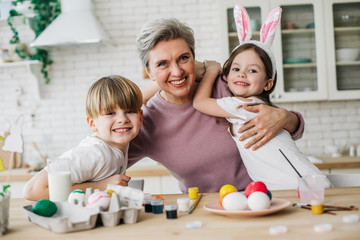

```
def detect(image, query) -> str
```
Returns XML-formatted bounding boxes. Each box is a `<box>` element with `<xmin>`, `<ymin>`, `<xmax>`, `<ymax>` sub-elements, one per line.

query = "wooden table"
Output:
<box><xmin>3</xmin><ymin>187</ymin><xmax>360</xmax><ymax>239</ymax></box>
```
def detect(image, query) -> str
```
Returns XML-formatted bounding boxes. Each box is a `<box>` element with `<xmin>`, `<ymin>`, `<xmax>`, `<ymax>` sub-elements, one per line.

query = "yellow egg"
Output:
<box><xmin>219</xmin><ymin>184</ymin><xmax>237</xmax><ymax>197</ymax></box>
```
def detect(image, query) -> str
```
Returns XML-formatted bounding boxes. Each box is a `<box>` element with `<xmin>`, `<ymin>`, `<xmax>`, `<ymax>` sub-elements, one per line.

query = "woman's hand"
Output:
<box><xmin>238</xmin><ymin>104</ymin><xmax>299</xmax><ymax>150</ymax></box>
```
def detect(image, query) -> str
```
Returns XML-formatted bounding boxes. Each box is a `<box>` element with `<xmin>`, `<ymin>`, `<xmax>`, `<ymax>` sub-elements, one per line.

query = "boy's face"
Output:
<box><xmin>87</xmin><ymin>106</ymin><xmax>143</xmax><ymax>153</ymax></box>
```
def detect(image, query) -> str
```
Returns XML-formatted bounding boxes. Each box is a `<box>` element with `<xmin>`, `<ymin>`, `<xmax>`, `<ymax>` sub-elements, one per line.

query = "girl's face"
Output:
<box><xmin>146</xmin><ymin>38</ymin><xmax>196</xmax><ymax>104</ymax></box>
<box><xmin>227</xmin><ymin>49</ymin><xmax>273</xmax><ymax>98</ymax></box>
<box><xmin>87</xmin><ymin>106</ymin><xmax>143</xmax><ymax>153</ymax></box>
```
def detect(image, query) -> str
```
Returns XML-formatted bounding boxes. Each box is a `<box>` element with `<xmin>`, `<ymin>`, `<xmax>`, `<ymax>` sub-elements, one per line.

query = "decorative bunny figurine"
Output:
<box><xmin>2</xmin><ymin>115</ymin><xmax>24</xmax><ymax>154</ymax></box>
<box><xmin>233</xmin><ymin>4</ymin><xmax>282</xmax><ymax>80</ymax></box>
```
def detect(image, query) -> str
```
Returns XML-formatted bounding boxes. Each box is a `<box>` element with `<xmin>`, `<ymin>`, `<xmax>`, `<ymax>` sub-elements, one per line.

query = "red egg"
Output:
<box><xmin>244</xmin><ymin>181</ymin><xmax>267</xmax><ymax>198</ymax></box>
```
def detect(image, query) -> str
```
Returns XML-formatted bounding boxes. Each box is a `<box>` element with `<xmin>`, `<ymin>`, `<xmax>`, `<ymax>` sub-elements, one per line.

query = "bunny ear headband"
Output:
<box><xmin>233</xmin><ymin>4</ymin><xmax>282</xmax><ymax>79</ymax></box>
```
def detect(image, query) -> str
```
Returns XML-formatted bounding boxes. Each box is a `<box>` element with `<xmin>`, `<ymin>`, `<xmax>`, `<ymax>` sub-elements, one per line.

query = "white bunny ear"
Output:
<box><xmin>260</xmin><ymin>7</ymin><xmax>282</xmax><ymax>48</ymax></box>
<box><xmin>233</xmin><ymin>4</ymin><xmax>252</xmax><ymax>44</ymax></box>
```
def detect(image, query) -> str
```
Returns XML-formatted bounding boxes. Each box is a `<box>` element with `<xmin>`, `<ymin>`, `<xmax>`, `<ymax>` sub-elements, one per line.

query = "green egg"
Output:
<box><xmin>32</xmin><ymin>199</ymin><xmax>58</xmax><ymax>217</ymax></box>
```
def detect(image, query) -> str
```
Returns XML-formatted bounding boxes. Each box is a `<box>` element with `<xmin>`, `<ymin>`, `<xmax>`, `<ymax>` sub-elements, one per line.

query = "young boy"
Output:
<box><xmin>23</xmin><ymin>75</ymin><xmax>143</xmax><ymax>201</ymax></box>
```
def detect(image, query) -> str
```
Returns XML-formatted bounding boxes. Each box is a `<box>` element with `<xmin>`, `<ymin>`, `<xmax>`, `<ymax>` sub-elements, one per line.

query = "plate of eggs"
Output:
<box><xmin>203</xmin><ymin>182</ymin><xmax>290</xmax><ymax>217</ymax></box>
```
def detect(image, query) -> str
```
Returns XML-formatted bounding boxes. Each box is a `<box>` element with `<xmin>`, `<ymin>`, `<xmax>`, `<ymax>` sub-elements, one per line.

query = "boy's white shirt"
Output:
<box><xmin>216</xmin><ymin>96</ymin><xmax>330</xmax><ymax>190</ymax></box>
<box><xmin>47</xmin><ymin>136</ymin><xmax>128</xmax><ymax>185</ymax></box>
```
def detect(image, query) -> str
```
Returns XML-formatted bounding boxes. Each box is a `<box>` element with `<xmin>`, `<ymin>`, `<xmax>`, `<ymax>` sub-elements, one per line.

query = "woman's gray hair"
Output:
<box><xmin>136</xmin><ymin>18</ymin><xmax>195</xmax><ymax>68</ymax></box>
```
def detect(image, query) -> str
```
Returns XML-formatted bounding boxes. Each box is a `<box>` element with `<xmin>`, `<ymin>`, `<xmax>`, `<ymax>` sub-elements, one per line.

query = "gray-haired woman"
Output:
<box><xmin>134</xmin><ymin>18</ymin><xmax>304</xmax><ymax>193</ymax></box>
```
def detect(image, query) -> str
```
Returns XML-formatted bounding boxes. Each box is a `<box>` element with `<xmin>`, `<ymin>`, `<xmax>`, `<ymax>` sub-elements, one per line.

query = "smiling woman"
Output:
<box><xmin>122</xmin><ymin>18</ymin><xmax>306</xmax><ymax>194</ymax></box>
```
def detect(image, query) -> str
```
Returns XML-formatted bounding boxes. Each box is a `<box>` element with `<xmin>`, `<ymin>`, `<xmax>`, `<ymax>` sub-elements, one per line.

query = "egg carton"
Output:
<box><xmin>23</xmin><ymin>202</ymin><xmax>99</xmax><ymax>233</ymax></box>
<box><xmin>0</xmin><ymin>192</ymin><xmax>10</xmax><ymax>236</ymax></box>
<box><xmin>93</xmin><ymin>186</ymin><xmax>143</xmax><ymax>227</ymax></box>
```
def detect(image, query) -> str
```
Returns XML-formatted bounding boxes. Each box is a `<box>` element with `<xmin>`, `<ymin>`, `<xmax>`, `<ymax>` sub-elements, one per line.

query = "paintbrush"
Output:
<box><xmin>279</xmin><ymin>149</ymin><xmax>321</xmax><ymax>200</ymax></box>
<box><xmin>188</xmin><ymin>193</ymin><xmax>203</xmax><ymax>214</ymax></box>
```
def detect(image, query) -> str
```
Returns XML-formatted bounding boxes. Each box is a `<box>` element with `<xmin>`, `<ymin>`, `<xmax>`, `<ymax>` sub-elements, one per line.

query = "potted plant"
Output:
<box><xmin>7</xmin><ymin>0</ymin><xmax>61</xmax><ymax>84</ymax></box>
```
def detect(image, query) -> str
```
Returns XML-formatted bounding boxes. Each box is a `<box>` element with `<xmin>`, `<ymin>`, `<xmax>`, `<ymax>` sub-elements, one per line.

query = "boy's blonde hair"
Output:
<box><xmin>86</xmin><ymin>75</ymin><xmax>143</xmax><ymax>118</ymax></box>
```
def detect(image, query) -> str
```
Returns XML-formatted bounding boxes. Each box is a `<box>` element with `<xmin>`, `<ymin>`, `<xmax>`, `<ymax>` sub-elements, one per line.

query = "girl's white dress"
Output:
<box><xmin>217</xmin><ymin>96</ymin><xmax>330</xmax><ymax>190</ymax></box>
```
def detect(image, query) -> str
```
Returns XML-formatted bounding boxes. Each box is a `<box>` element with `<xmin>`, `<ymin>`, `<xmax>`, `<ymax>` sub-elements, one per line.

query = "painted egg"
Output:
<box><xmin>33</xmin><ymin>199</ymin><xmax>57</xmax><ymax>217</ymax></box>
<box><xmin>68</xmin><ymin>189</ymin><xmax>85</xmax><ymax>206</ymax></box>
<box><xmin>219</xmin><ymin>184</ymin><xmax>237</xmax><ymax>198</ymax></box>
<box><xmin>86</xmin><ymin>191</ymin><xmax>111</xmax><ymax>211</ymax></box>
<box><xmin>247</xmin><ymin>191</ymin><xmax>271</xmax><ymax>211</ymax></box>
<box><xmin>266</xmin><ymin>189</ymin><xmax>272</xmax><ymax>200</ymax></box>
<box><xmin>221</xmin><ymin>192</ymin><xmax>248</xmax><ymax>211</ymax></box>
<box><xmin>244</xmin><ymin>181</ymin><xmax>267</xmax><ymax>198</ymax></box>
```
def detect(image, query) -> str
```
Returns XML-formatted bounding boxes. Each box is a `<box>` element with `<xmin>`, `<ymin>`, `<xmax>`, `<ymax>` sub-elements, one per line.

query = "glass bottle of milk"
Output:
<box><xmin>47</xmin><ymin>158</ymin><xmax>71</xmax><ymax>202</ymax></box>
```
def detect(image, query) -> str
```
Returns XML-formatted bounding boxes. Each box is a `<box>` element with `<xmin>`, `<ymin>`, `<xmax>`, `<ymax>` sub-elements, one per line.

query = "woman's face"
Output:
<box><xmin>227</xmin><ymin>49</ymin><xmax>273</xmax><ymax>98</ymax></box>
<box><xmin>146</xmin><ymin>38</ymin><xmax>196</xmax><ymax>104</ymax></box>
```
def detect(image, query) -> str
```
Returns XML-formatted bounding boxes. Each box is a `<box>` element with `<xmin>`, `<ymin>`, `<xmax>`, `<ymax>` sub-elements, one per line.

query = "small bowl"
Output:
<box><xmin>336</xmin><ymin>48</ymin><xmax>360</xmax><ymax>62</ymax></box>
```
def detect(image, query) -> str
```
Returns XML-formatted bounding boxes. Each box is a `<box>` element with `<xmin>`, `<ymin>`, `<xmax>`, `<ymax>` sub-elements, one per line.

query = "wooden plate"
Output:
<box><xmin>203</xmin><ymin>198</ymin><xmax>290</xmax><ymax>217</ymax></box>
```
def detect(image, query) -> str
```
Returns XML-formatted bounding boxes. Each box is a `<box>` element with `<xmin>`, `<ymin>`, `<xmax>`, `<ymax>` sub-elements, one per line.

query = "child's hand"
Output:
<box><xmin>104</xmin><ymin>174</ymin><xmax>131</xmax><ymax>187</ymax></box>
<box><xmin>204</xmin><ymin>60</ymin><xmax>222</xmax><ymax>75</ymax></box>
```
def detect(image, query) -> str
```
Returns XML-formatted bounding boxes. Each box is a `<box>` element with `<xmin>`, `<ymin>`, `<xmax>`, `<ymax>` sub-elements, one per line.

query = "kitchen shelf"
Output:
<box><xmin>281</xmin><ymin>28</ymin><xmax>315</xmax><ymax>35</ymax></box>
<box><xmin>229</xmin><ymin>31</ymin><xmax>260</xmax><ymax>38</ymax></box>
<box><xmin>283</xmin><ymin>62</ymin><xmax>317</xmax><ymax>68</ymax></box>
<box><xmin>334</xmin><ymin>26</ymin><xmax>360</xmax><ymax>33</ymax></box>
<box><xmin>0</xmin><ymin>60</ymin><xmax>42</xmax><ymax>99</ymax></box>
<box><xmin>336</xmin><ymin>61</ymin><xmax>360</xmax><ymax>66</ymax></box>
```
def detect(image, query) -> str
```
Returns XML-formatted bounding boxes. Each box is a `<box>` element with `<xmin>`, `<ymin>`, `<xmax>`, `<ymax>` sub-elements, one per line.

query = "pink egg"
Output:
<box><xmin>222</xmin><ymin>192</ymin><xmax>247</xmax><ymax>211</ymax></box>
<box><xmin>86</xmin><ymin>191</ymin><xmax>111</xmax><ymax>211</ymax></box>
<box><xmin>247</xmin><ymin>192</ymin><xmax>270</xmax><ymax>211</ymax></box>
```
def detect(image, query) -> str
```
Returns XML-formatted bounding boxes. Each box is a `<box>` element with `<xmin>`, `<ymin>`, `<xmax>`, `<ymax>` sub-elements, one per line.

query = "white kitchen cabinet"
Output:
<box><xmin>324</xmin><ymin>0</ymin><xmax>360</xmax><ymax>100</ymax></box>
<box><xmin>221</xmin><ymin>0</ymin><xmax>360</xmax><ymax>102</ymax></box>
<box><xmin>271</xmin><ymin>0</ymin><xmax>328</xmax><ymax>102</ymax></box>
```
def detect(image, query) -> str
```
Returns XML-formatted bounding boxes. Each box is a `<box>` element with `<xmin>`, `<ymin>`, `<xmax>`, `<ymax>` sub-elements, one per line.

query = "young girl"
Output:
<box><xmin>193</xmin><ymin>5</ymin><xmax>330</xmax><ymax>190</ymax></box>
<box><xmin>23</xmin><ymin>75</ymin><xmax>143</xmax><ymax>201</ymax></box>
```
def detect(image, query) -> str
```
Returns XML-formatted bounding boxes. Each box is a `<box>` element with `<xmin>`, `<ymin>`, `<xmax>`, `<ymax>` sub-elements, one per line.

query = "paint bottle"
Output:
<box><xmin>143</xmin><ymin>198</ymin><xmax>154</xmax><ymax>213</ymax></box>
<box><xmin>311</xmin><ymin>199</ymin><xmax>324</xmax><ymax>214</ymax></box>
<box><xmin>151</xmin><ymin>199</ymin><xmax>163</xmax><ymax>214</ymax></box>
<box><xmin>177</xmin><ymin>197</ymin><xmax>190</xmax><ymax>212</ymax></box>
<box><xmin>164</xmin><ymin>204</ymin><xmax>178</xmax><ymax>219</ymax></box>
<box><xmin>188</xmin><ymin>187</ymin><xmax>198</xmax><ymax>199</ymax></box>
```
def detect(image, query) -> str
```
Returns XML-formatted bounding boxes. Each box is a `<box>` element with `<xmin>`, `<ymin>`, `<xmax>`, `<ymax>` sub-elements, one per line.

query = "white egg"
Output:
<box><xmin>222</xmin><ymin>192</ymin><xmax>248</xmax><ymax>211</ymax></box>
<box><xmin>247</xmin><ymin>192</ymin><xmax>271</xmax><ymax>211</ymax></box>
<box><xmin>86</xmin><ymin>191</ymin><xmax>111</xmax><ymax>211</ymax></box>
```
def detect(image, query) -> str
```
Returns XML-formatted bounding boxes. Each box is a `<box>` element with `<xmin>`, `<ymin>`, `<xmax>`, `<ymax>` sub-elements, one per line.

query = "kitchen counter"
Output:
<box><xmin>0</xmin><ymin>164</ymin><xmax>172</xmax><ymax>182</ymax></box>
<box><xmin>2</xmin><ymin>156</ymin><xmax>360</xmax><ymax>183</ymax></box>
<box><xmin>315</xmin><ymin>156</ymin><xmax>360</xmax><ymax>170</ymax></box>
<box><xmin>3</xmin><ymin>187</ymin><xmax>360</xmax><ymax>239</ymax></box>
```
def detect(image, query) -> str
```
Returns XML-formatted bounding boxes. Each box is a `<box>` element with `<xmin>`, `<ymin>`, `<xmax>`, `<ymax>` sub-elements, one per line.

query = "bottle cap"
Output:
<box><xmin>188</xmin><ymin>187</ymin><xmax>199</xmax><ymax>199</ymax></box>
<box><xmin>164</xmin><ymin>204</ymin><xmax>178</xmax><ymax>211</ymax></box>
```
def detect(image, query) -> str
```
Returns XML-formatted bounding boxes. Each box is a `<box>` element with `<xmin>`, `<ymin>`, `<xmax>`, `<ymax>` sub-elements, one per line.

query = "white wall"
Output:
<box><xmin>0</xmin><ymin>0</ymin><xmax>359</xmax><ymax>167</ymax></box>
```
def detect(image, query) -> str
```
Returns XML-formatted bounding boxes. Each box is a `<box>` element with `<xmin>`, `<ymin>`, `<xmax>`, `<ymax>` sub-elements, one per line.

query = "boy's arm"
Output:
<box><xmin>71</xmin><ymin>174</ymin><xmax>131</xmax><ymax>192</ymax></box>
<box><xmin>23</xmin><ymin>169</ymin><xmax>131</xmax><ymax>201</ymax></box>
<box><xmin>23</xmin><ymin>169</ymin><xmax>50</xmax><ymax>201</ymax></box>
<box><xmin>193</xmin><ymin>61</ymin><xmax>235</xmax><ymax>118</ymax></box>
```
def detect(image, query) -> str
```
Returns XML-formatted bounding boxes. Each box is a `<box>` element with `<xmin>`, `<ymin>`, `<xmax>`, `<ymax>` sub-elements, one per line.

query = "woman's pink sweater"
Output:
<box><xmin>128</xmin><ymin>79</ymin><xmax>304</xmax><ymax>193</ymax></box>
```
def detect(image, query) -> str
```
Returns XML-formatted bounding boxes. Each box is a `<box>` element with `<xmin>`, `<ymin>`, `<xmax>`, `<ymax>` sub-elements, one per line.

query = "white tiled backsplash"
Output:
<box><xmin>0</xmin><ymin>0</ymin><xmax>359</xmax><ymax>167</ymax></box>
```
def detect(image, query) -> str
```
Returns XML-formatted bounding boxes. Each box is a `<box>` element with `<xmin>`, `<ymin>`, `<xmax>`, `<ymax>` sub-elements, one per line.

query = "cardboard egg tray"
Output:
<box><xmin>23</xmin><ymin>202</ymin><xmax>99</xmax><ymax>233</ymax></box>
<box><xmin>23</xmin><ymin>186</ymin><xmax>144</xmax><ymax>233</ymax></box>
